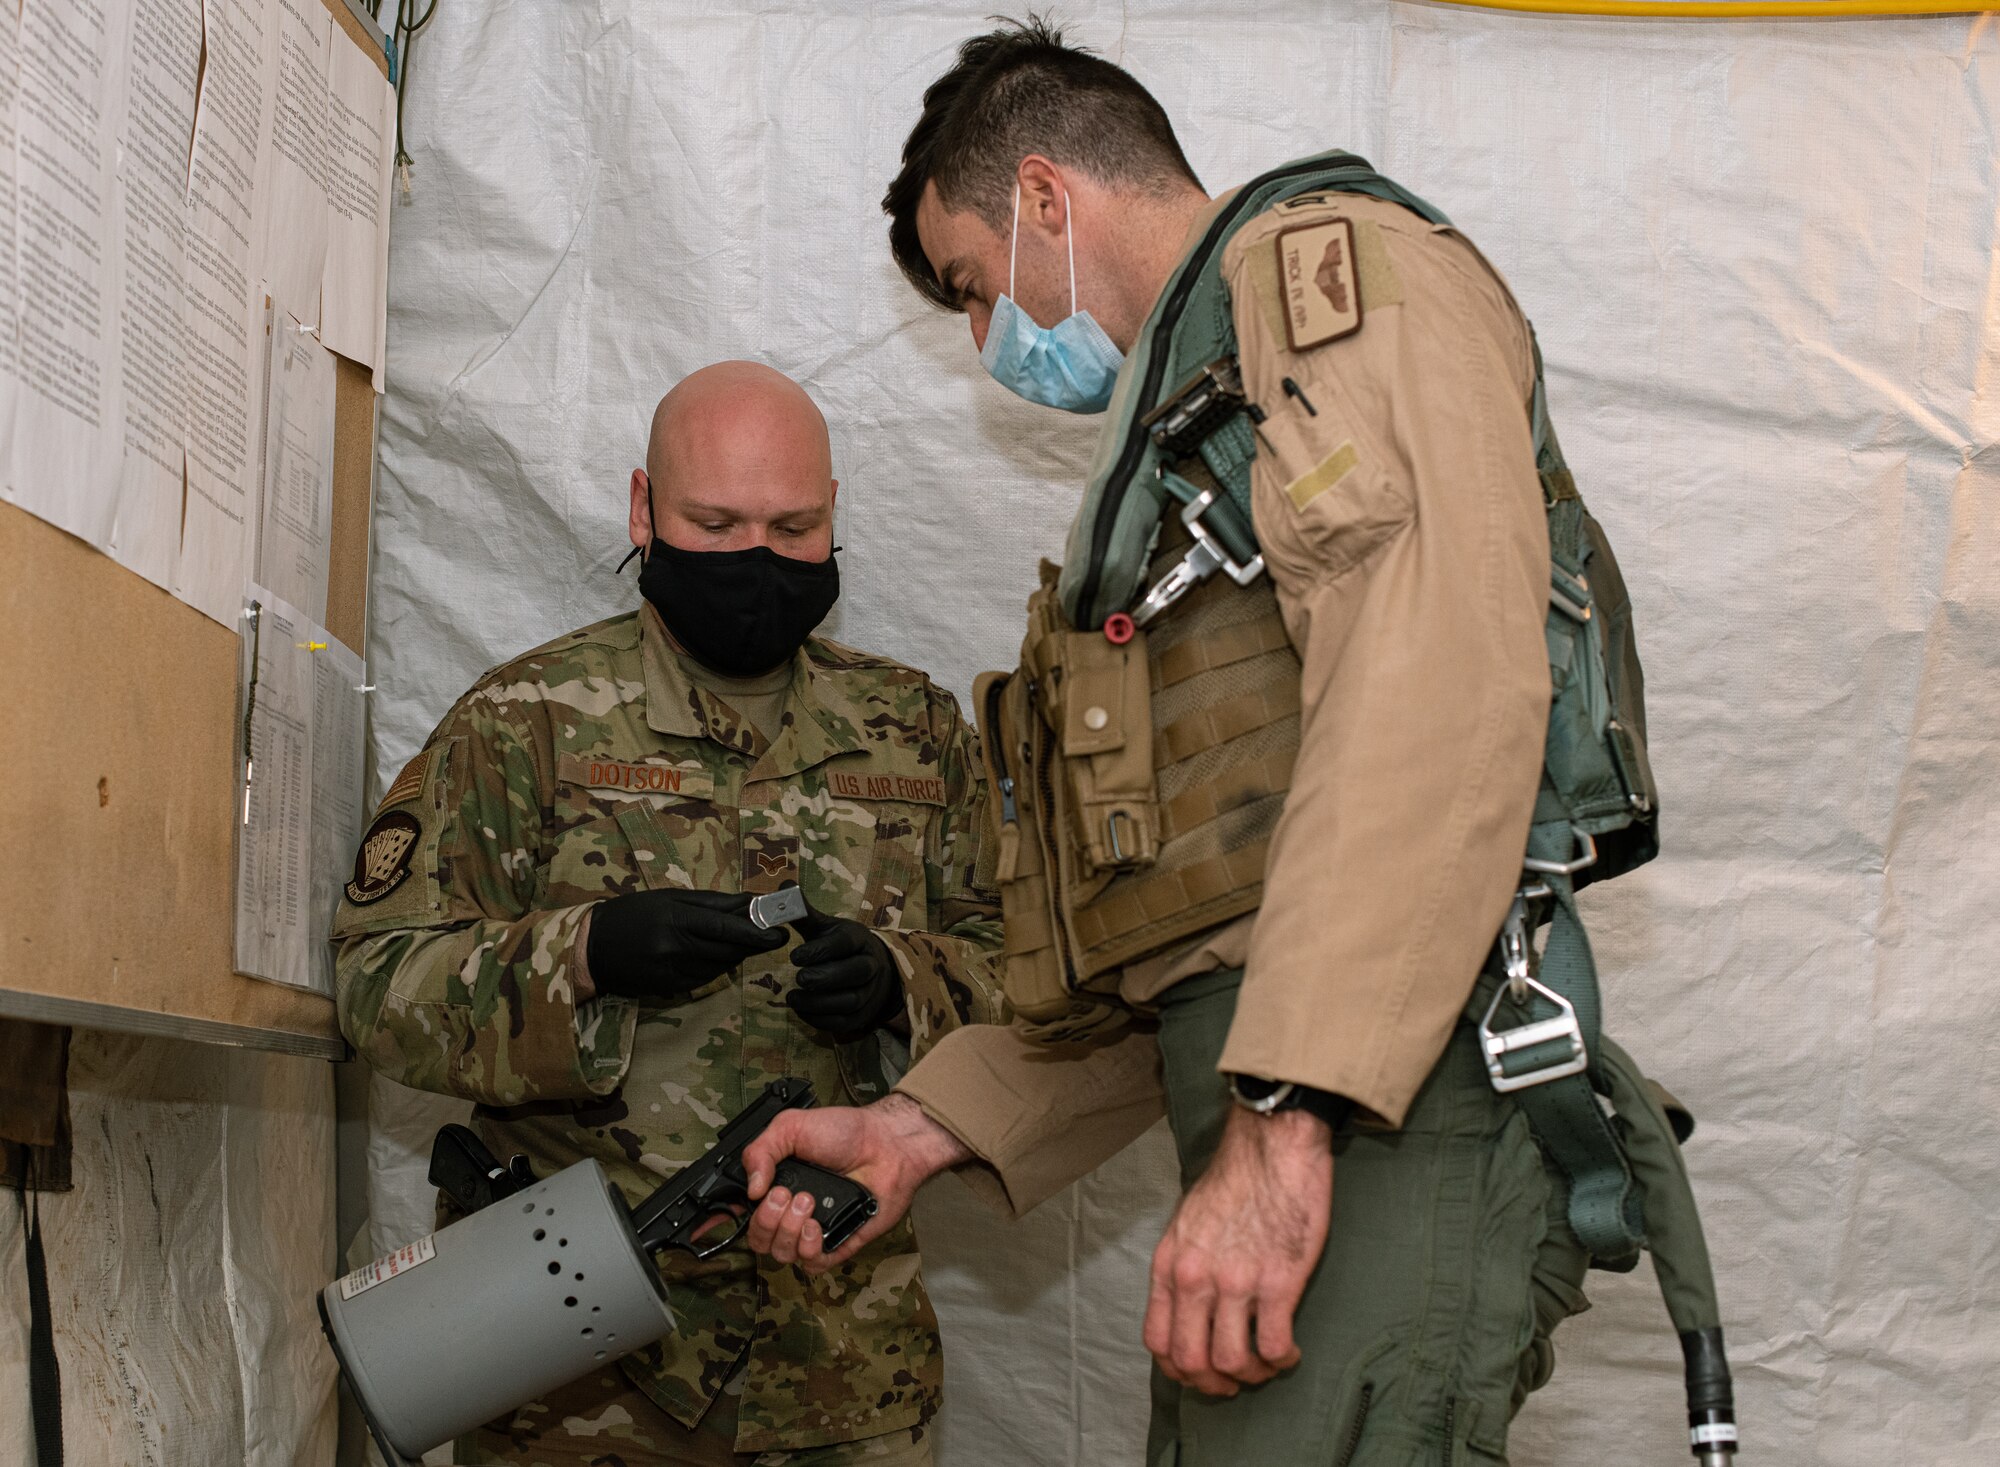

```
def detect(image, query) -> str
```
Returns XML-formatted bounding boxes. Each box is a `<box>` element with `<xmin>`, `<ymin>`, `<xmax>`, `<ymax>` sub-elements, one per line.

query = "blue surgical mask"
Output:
<box><xmin>979</xmin><ymin>185</ymin><xmax>1125</xmax><ymax>414</ymax></box>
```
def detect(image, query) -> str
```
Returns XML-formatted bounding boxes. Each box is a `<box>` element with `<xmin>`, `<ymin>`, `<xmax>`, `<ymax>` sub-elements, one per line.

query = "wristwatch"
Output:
<box><xmin>1227</xmin><ymin>1074</ymin><xmax>1353</xmax><ymax>1132</ymax></box>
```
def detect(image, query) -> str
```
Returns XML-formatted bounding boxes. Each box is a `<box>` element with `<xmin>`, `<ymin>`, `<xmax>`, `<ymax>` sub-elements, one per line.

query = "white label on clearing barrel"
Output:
<box><xmin>337</xmin><ymin>1235</ymin><xmax>437</xmax><ymax>1300</ymax></box>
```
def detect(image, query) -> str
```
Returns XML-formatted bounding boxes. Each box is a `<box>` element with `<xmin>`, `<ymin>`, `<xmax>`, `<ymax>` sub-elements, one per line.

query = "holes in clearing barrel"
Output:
<box><xmin>533</xmin><ymin>1228</ymin><xmax>546</xmax><ymax>1242</ymax></box>
<box><xmin>564</xmin><ymin>1296</ymin><xmax>577</xmax><ymax>1308</ymax></box>
<box><xmin>546</xmin><ymin>1261</ymin><xmax>560</xmax><ymax>1275</ymax></box>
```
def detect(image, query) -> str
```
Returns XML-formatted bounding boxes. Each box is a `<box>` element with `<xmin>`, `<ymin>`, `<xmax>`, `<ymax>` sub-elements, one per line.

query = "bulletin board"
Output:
<box><xmin>0</xmin><ymin>0</ymin><xmax>392</xmax><ymax>1060</ymax></box>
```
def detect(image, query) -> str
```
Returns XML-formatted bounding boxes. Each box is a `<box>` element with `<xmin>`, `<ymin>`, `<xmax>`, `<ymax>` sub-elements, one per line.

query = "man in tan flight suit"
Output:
<box><xmin>739</xmin><ymin>20</ymin><xmax>1616</xmax><ymax>1467</ymax></box>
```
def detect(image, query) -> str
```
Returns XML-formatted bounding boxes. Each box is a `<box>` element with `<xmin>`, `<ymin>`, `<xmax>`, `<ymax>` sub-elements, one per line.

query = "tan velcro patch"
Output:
<box><xmin>1351</xmin><ymin>219</ymin><xmax>1403</xmax><ymax>311</ymax></box>
<box><xmin>1277</xmin><ymin>218</ymin><xmax>1362</xmax><ymax>350</ymax></box>
<box><xmin>1287</xmin><ymin>442</ymin><xmax>1360</xmax><ymax>512</ymax></box>
<box><xmin>1247</xmin><ymin>218</ymin><xmax>1400</xmax><ymax>345</ymax></box>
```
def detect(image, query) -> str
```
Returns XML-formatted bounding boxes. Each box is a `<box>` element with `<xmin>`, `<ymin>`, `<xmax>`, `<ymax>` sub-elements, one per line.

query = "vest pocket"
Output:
<box><xmin>975</xmin><ymin>670</ymin><xmax>1071</xmax><ymax>1023</ymax></box>
<box><xmin>1054</xmin><ymin>625</ymin><xmax>1161</xmax><ymax>875</ymax></box>
<box><xmin>1021</xmin><ymin>580</ymin><xmax>1162</xmax><ymax>879</ymax></box>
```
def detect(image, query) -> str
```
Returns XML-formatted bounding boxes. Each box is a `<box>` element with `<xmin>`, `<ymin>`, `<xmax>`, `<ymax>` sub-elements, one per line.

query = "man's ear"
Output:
<box><xmin>1016</xmin><ymin>154</ymin><xmax>1068</xmax><ymax>240</ymax></box>
<box><xmin>629</xmin><ymin>468</ymin><xmax>653</xmax><ymax>550</ymax></box>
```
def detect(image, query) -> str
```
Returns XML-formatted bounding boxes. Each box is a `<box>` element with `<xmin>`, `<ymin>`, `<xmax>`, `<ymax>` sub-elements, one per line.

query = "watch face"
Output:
<box><xmin>1229</xmin><ymin>1074</ymin><xmax>1292</xmax><ymax>1110</ymax></box>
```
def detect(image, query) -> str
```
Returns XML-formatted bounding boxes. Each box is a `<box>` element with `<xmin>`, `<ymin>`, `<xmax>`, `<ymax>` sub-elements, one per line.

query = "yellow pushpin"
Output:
<box><xmin>297</xmin><ymin>640</ymin><xmax>328</xmax><ymax>652</ymax></box>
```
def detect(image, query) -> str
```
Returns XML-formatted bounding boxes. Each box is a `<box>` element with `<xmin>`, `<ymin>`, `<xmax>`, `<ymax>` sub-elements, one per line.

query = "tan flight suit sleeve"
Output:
<box><xmin>1214</xmin><ymin>196</ymin><xmax>1552</xmax><ymax>1126</ymax></box>
<box><xmin>894</xmin><ymin>1019</ymin><xmax>1166</xmax><ymax>1217</ymax></box>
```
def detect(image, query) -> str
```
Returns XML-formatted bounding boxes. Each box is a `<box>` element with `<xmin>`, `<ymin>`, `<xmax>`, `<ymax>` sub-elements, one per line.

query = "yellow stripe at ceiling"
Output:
<box><xmin>1426</xmin><ymin>0</ymin><xmax>1996</xmax><ymax>18</ymax></box>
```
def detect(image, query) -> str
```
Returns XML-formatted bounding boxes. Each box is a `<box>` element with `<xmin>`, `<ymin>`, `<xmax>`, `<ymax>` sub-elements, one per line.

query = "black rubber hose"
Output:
<box><xmin>1681</xmin><ymin>1326</ymin><xmax>1739</xmax><ymax>1462</ymax></box>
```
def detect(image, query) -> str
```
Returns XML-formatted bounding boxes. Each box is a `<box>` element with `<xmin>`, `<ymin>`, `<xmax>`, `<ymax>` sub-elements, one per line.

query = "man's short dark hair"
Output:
<box><xmin>883</xmin><ymin>16</ymin><xmax>1201</xmax><ymax>311</ymax></box>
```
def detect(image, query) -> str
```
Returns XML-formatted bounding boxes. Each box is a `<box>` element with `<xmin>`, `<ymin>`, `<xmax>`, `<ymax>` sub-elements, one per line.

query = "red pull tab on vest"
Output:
<box><xmin>1103</xmin><ymin>613</ymin><xmax>1136</xmax><ymax>646</ymax></box>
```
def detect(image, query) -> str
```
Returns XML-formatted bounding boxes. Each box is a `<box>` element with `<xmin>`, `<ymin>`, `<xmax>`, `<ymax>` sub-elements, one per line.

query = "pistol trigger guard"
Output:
<box><xmin>686</xmin><ymin>1208</ymin><xmax>751</xmax><ymax>1260</ymax></box>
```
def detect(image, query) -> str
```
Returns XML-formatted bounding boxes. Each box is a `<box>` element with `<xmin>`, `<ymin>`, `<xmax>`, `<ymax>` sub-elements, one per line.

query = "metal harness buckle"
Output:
<box><xmin>1479</xmin><ymin>974</ymin><xmax>1589</xmax><ymax>1093</ymax></box>
<box><xmin>1141</xmin><ymin>356</ymin><xmax>1247</xmax><ymax>459</ymax></box>
<box><xmin>1131</xmin><ymin>488</ymin><xmax>1265</xmax><ymax>627</ymax></box>
<box><xmin>1523</xmin><ymin>827</ymin><xmax>1598</xmax><ymax>877</ymax></box>
<box><xmin>1480</xmin><ymin>882</ymin><xmax>1588</xmax><ymax>1092</ymax></box>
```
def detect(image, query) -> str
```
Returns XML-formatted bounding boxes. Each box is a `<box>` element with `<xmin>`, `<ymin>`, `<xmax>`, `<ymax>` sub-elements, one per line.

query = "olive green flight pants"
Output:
<box><xmin>1147</xmin><ymin>970</ymin><xmax>1591</xmax><ymax>1467</ymax></box>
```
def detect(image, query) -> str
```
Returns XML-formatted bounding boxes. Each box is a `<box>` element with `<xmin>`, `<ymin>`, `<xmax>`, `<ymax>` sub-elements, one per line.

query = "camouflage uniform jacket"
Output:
<box><xmin>331</xmin><ymin>603</ymin><xmax>1007</xmax><ymax>1453</ymax></box>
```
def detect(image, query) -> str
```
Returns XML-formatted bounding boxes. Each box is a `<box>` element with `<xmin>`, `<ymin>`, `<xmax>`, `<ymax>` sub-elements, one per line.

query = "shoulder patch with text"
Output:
<box><xmin>828</xmin><ymin>768</ymin><xmax>947</xmax><ymax>806</ymax></box>
<box><xmin>346</xmin><ymin>811</ymin><xmax>422</xmax><ymax>905</ymax></box>
<box><xmin>555</xmin><ymin>753</ymin><xmax>717</xmax><ymax>801</ymax></box>
<box><xmin>1277</xmin><ymin>217</ymin><xmax>1362</xmax><ymax>350</ymax></box>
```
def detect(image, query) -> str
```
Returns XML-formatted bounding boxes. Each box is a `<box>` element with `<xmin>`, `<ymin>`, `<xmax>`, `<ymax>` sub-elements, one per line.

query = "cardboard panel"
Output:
<box><xmin>0</xmin><ymin>501</ymin><xmax>335</xmax><ymax>1049</ymax></box>
<box><xmin>0</xmin><ymin>2</ymin><xmax>386</xmax><ymax>1055</ymax></box>
<box><xmin>0</xmin><ymin>364</ymin><xmax>374</xmax><ymax>1054</ymax></box>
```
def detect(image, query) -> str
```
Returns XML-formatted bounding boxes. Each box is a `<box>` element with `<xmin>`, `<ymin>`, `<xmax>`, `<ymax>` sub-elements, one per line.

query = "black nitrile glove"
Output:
<box><xmin>585</xmin><ymin>889</ymin><xmax>787</xmax><ymax>1001</ymax></box>
<box><xmin>786</xmin><ymin>913</ymin><xmax>903</xmax><ymax>1040</ymax></box>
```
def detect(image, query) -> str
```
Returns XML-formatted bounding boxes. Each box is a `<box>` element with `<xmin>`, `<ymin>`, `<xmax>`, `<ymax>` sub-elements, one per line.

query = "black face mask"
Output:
<box><xmin>637</xmin><ymin>540</ymin><xmax>840</xmax><ymax>677</ymax></box>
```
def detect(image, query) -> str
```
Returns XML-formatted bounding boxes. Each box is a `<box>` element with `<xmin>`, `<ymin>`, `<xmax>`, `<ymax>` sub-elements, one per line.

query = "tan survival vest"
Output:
<box><xmin>976</xmin><ymin>485</ymin><xmax>1299</xmax><ymax>1043</ymax></box>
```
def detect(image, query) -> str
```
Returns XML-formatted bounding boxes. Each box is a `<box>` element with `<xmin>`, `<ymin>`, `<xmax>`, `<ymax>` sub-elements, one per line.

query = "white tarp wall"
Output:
<box><xmin>0</xmin><ymin>1035</ymin><xmax>338</xmax><ymax>1465</ymax></box>
<box><xmin>359</xmin><ymin>5</ymin><xmax>2000</xmax><ymax>1464</ymax></box>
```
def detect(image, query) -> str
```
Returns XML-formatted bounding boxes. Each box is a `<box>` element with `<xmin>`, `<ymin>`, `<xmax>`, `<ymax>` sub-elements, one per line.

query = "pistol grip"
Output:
<box><xmin>773</xmin><ymin>1160</ymin><xmax>878</xmax><ymax>1252</ymax></box>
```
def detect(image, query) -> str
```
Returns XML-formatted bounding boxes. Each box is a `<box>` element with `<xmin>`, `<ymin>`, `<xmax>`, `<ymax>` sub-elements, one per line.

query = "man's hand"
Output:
<box><xmin>1144</xmin><ymin>1105</ymin><xmax>1334</xmax><ymax>1397</ymax></box>
<box><xmin>585</xmin><ymin>889</ymin><xmax>786</xmax><ymax>1001</ymax></box>
<box><xmin>787</xmin><ymin>914</ymin><xmax>903</xmax><ymax>1040</ymax></box>
<box><xmin>742</xmin><ymin>1094</ymin><xmax>971</xmax><ymax>1273</ymax></box>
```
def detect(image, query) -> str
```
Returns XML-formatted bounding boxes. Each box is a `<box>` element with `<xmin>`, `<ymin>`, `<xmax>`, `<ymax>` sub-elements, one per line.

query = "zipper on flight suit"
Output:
<box><xmin>1335</xmin><ymin>1382</ymin><xmax>1375</xmax><ymax>1467</ymax></box>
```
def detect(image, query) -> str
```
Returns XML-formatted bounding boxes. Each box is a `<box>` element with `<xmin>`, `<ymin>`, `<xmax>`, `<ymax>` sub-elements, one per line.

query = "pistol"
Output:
<box><xmin>627</xmin><ymin>1078</ymin><xmax>877</xmax><ymax>1258</ymax></box>
<box><xmin>428</xmin><ymin>1124</ymin><xmax>537</xmax><ymax>1215</ymax></box>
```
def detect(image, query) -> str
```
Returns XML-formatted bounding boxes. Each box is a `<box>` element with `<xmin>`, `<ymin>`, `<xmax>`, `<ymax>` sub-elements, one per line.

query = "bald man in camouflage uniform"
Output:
<box><xmin>333</xmin><ymin>362</ymin><xmax>1006</xmax><ymax>1467</ymax></box>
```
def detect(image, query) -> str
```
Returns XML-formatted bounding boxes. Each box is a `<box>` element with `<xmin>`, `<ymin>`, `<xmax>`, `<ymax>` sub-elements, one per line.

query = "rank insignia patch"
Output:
<box><xmin>1276</xmin><ymin>218</ymin><xmax>1362</xmax><ymax>351</ymax></box>
<box><xmin>346</xmin><ymin>811</ymin><xmax>421</xmax><ymax>905</ymax></box>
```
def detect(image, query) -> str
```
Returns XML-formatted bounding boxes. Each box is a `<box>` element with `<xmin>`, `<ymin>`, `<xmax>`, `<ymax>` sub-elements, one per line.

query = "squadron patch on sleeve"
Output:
<box><xmin>346</xmin><ymin>810</ymin><xmax>422</xmax><ymax>905</ymax></box>
<box><xmin>1277</xmin><ymin>218</ymin><xmax>1362</xmax><ymax>351</ymax></box>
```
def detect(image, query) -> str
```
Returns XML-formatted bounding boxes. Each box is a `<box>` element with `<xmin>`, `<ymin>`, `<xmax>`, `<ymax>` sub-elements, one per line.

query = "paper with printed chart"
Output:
<box><xmin>233</xmin><ymin>583</ymin><xmax>365</xmax><ymax>996</ymax></box>
<box><xmin>256</xmin><ymin>299</ymin><xmax>338</xmax><ymax>622</ymax></box>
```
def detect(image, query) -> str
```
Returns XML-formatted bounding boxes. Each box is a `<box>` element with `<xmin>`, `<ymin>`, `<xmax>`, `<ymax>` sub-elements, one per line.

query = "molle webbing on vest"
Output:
<box><xmin>1152</xmin><ymin>617</ymin><xmax>1292</xmax><ymax>690</ymax></box>
<box><xmin>1062</xmin><ymin>512</ymin><xmax>1300</xmax><ymax>981</ymax></box>
<box><xmin>1156</xmin><ymin>683</ymin><xmax>1303</xmax><ymax>765</ymax></box>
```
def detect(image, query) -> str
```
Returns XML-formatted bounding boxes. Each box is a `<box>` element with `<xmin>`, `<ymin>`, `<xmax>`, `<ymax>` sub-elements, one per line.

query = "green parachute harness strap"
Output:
<box><xmin>1073</xmin><ymin>150</ymin><xmax>1739</xmax><ymax>1460</ymax></box>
